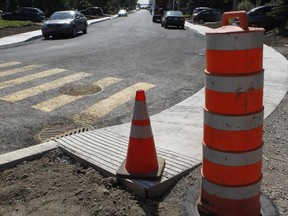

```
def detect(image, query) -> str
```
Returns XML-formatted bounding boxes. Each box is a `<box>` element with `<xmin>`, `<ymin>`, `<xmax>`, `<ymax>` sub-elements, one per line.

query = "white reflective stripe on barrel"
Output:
<box><xmin>203</xmin><ymin>144</ymin><xmax>263</xmax><ymax>166</ymax></box>
<box><xmin>205</xmin><ymin>71</ymin><xmax>264</xmax><ymax>92</ymax></box>
<box><xmin>206</xmin><ymin>32</ymin><xmax>263</xmax><ymax>50</ymax></box>
<box><xmin>133</xmin><ymin>101</ymin><xmax>149</xmax><ymax>120</ymax></box>
<box><xmin>130</xmin><ymin>125</ymin><xmax>153</xmax><ymax>139</ymax></box>
<box><xmin>202</xmin><ymin>178</ymin><xmax>261</xmax><ymax>200</ymax></box>
<box><xmin>204</xmin><ymin>109</ymin><xmax>263</xmax><ymax>131</ymax></box>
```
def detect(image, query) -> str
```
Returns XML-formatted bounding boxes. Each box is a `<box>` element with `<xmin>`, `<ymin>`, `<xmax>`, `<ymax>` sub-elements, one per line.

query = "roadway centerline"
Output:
<box><xmin>73</xmin><ymin>82</ymin><xmax>155</xmax><ymax>124</ymax></box>
<box><xmin>0</xmin><ymin>72</ymin><xmax>91</xmax><ymax>102</ymax></box>
<box><xmin>0</xmin><ymin>68</ymin><xmax>66</xmax><ymax>90</ymax></box>
<box><xmin>32</xmin><ymin>77</ymin><xmax>122</xmax><ymax>112</ymax></box>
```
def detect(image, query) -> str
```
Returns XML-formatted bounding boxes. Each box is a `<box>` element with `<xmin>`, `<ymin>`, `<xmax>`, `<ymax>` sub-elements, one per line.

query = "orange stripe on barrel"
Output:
<box><xmin>202</xmin><ymin>159</ymin><xmax>262</xmax><ymax>186</ymax></box>
<box><xmin>205</xmin><ymin>88</ymin><xmax>263</xmax><ymax>114</ymax></box>
<box><xmin>203</xmin><ymin>124</ymin><xmax>263</xmax><ymax>151</ymax></box>
<box><xmin>206</xmin><ymin>48</ymin><xmax>263</xmax><ymax>74</ymax></box>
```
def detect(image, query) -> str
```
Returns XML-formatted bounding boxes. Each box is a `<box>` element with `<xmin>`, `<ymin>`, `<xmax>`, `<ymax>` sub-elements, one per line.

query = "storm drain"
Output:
<box><xmin>36</xmin><ymin>124</ymin><xmax>94</xmax><ymax>143</ymax></box>
<box><xmin>59</xmin><ymin>83</ymin><xmax>102</xmax><ymax>96</ymax></box>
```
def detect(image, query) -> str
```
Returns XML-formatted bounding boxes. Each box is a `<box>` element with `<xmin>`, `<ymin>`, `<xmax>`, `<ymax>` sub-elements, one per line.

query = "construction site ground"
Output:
<box><xmin>0</xmin><ymin>24</ymin><xmax>287</xmax><ymax>216</ymax></box>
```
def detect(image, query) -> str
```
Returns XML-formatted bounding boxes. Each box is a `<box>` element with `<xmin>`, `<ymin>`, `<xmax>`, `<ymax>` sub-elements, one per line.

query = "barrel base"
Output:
<box><xmin>184</xmin><ymin>180</ymin><xmax>278</xmax><ymax>216</ymax></box>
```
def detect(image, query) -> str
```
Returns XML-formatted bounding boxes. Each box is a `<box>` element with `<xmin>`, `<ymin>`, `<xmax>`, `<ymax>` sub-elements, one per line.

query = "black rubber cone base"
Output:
<box><xmin>116</xmin><ymin>157</ymin><xmax>165</xmax><ymax>180</ymax></box>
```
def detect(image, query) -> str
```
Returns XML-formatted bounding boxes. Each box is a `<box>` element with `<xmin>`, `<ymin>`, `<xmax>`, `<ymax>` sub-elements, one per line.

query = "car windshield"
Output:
<box><xmin>50</xmin><ymin>12</ymin><xmax>74</xmax><ymax>20</ymax></box>
<box><xmin>167</xmin><ymin>11</ymin><xmax>183</xmax><ymax>16</ymax></box>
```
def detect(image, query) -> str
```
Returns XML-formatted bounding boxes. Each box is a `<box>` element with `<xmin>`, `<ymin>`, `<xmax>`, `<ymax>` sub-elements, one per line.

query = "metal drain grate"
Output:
<box><xmin>36</xmin><ymin>124</ymin><xmax>94</xmax><ymax>143</ymax></box>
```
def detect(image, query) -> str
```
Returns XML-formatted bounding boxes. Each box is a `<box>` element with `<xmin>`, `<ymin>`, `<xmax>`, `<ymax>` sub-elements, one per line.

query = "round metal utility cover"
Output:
<box><xmin>36</xmin><ymin>124</ymin><xmax>94</xmax><ymax>143</ymax></box>
<box><xmin>59</xmin><ymin>83</ymin><xmax>102</xmax><ymax>96</ymax></box>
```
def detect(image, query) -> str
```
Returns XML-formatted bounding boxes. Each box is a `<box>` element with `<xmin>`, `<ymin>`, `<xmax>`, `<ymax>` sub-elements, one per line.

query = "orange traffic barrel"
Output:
<box><xmin>198</xmin><ymin>11</ymin><xmax>265</xmax><ymax>216</ymax></box>
<box><xmin>116</xmin><ymin>89</ymin><xmax>165</xmax><ymax>180</ymax></box>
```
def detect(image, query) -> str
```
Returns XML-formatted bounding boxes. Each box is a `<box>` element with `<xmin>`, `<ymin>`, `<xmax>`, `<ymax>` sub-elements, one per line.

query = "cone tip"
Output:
<box><xmin>135</xmin><ymin>89</ymin><xmax>146</xmax><ymax>101</ymax></box>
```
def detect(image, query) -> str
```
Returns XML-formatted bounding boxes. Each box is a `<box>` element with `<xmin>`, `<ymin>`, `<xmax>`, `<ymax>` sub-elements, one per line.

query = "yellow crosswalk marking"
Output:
<box><xmin>0</xmin><ymin>65</ymin><xmax>42</xmax><ymax>77</ymax></box>
<box><xmin>0</xmin><ymin>68</ymin><xmax>66</xmax><ymax>90</ymax></box>
<box><xmin>73</xmin><ymin>82</ymin><xmax>155</xmax><ymax>124</ymax></box>
<box><xmin>0</xmin><ymin>61</ymin><xmax>22</xmax><ymax>68</ymax></box>
<box><xmin>32</xmin><ymin>77</ymin><xmax>122</xmax><ymax>112</ymax></box>
<box><xmin>0</xmin><ymin>72</ymin><xmax>91</xmax><ymax>102</ymax></box>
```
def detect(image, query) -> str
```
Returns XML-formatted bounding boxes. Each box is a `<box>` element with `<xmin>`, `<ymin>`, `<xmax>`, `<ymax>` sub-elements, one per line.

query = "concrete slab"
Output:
<box><xmin>57</xmin><ymin>130</ymin><xmax>201</xmax><ymax>198</ymax></box>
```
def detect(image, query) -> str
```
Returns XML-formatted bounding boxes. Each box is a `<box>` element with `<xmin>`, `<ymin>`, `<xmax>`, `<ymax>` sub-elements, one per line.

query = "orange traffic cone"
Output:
<box><xmin>116</xmin><ymin>89</ymin><xmax>165</xmax><ymax>180</ymax></box>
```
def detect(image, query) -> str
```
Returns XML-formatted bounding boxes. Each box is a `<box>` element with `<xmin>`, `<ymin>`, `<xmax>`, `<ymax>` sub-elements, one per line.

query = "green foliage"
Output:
<box><xmin>0</xmin><ymin>19</ymin><xmax>33</xmax><ymax>27</ymax></box>
<box><xmin>238</xmin><ymin>0</ymin><xmax>254</xmax><ymax>11</ymax></box>
<box><xmin>270</xmin><ymin>0</ymin><xmax>288</xmax><ymax>27</ymax></box>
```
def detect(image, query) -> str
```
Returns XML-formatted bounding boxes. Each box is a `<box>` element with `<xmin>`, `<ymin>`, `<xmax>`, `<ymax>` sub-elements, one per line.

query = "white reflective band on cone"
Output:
<box><xmin>205</xmin><ymin>71</ymin><xmax>264</xmax><ymax>92</ymax></box>
<box><xmin>202</xmin><ymin>178</ymin><xmax>261</xmax><ymax>200</ymax></box>
<box><xmin>204</xmin><ymin>109</ymin><xmax>263</xmax><ymax>131</ymax></box>
<box><xmin>203</xmin><ymin>144</ymin><xmax>263</xmax><ymax>166</ymax></box>
<box><xmin>130</xmin><ymin>125</ymin><xmax>153</xmax><ymax>139</ymax></box>
<box><xmin>206</xmin><ymin>32</ymin><xmax>263</xmax><ymax>50</ymax></box>
<box><xmin>133</xmin><ymin>101</ymin><xmax>149</xmax><ymax>120</ymax></box>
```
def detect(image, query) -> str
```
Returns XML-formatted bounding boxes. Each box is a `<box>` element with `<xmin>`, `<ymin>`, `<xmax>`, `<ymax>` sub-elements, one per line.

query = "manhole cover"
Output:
<box><xmin>59</xmin><ymin>84</ymin><xmax>102</xmax><ymax>96</ymax></box>
<box><xmin>36</xmin><ymin>124</ymin><xmax>94</xmax><ymax>143</ymax></box>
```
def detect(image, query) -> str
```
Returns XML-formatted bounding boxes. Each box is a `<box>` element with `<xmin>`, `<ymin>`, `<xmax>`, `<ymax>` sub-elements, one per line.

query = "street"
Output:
<box><xmin>0</xmin><ymin>10</ymin><xmax>206</xmax><ymax>153</ymax></box>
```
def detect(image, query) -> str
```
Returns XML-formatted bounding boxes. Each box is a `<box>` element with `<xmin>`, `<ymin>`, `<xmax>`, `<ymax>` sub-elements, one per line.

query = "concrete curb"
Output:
<box><xmin>0</xmin><ymin>141</ymin><xmax>59</xmax><ymax>171</ymax></box>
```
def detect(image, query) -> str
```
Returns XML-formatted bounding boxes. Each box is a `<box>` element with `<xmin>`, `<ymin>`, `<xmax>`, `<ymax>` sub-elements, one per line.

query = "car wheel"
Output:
<box><xmin>72</xmin><ymin>26</ymin><xmax>77</xmax><ymax>37</ymax></box>
<box><xmin>181</xmin><ymin>25</ymin><xmax>185</xmax><ymax>29</ymax></box>
<box><xmin>83</xmin><ymin>25</ymin><xmax>87</xmax><ymax>34</ymax></box>
<box><xmin>161</xmin><ymin>22</ymin><xmax>163</xmax><ymax>27</ymax></box>
<box><xmin>164</xmin><ymin>23</ymin><xmax>168</xmax><ymax>28</ymax></box>
<box><xmin>199</xmin><ymin>19</ymin><xmax>204</xmax><ymax>24</ymax></box>
<box><xmin>43</xmin><ymin>34</ymin><xmax>49</xmax><ymax>40</ymax></box>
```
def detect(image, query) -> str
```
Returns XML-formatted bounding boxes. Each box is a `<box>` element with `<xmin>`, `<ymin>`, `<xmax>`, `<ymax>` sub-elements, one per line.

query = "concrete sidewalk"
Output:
<box><xmin>0</xmin><ymin>18</ymin><xmax>287</xmax><ymax>160</ymax></box>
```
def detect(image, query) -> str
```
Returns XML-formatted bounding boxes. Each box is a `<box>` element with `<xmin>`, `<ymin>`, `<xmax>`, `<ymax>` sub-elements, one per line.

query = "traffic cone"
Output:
<box><xmin>116</xmin><ymin>89</ymin><xmax>165</xmax><ymax>180</ymax></box>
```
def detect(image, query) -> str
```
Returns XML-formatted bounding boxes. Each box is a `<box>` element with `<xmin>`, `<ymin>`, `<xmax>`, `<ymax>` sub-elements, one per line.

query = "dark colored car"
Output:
<box><xmin>192</xmin><ymin>8</ymin><xmax>223</xmax><ymax>24</ymax></box>
<box><xmin>1</xmin><ymin>7</ymin><xmax>45</xmax><ymax>22</ymax></box>
<box><xmin>247</xmin><ymin>5</ymin><xmax>277</xmax><ymax>30</ymax></box>
<box><xmin>192</xmin><ymin>7</ymin><xmax>212</xmax><ymax>15</ymax></box>
<box><xmin>161</xmin><ymin>10</ymin><xmax>185</xmax><ymax>29</ymax></box>
<box><xmin>80</xmin><ymin>7</ymin><xmax>104</xmax><ymax>16</ymax></box>
<box><xmin>41</xmin><ymin>11</ymin><xmax>88</xmax><ymax>39</ymax></box>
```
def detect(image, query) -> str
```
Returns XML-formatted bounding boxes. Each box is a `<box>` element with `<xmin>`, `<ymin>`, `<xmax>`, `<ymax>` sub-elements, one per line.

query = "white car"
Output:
<box><xmin>118</xmin><ymin>9</ymin><xmax>127</xmax><ymax>17</ymax></box>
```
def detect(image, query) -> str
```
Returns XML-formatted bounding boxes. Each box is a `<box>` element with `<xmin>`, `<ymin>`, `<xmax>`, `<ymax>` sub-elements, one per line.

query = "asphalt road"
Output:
<box><xmin>0</xmin><ymin>10</ymin><xmax>205</xmax><ymax>154</ymax></box>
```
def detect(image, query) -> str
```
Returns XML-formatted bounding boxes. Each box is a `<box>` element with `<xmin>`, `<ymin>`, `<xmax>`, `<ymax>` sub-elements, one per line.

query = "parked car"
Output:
<box><xmin>0</xmin><ymin>10</ymin><xmax>3</xmax><ymax>17</ymax></box>
<box><xmin>247</xmin><ymin>5</ymin><xmax>277</xmax><ymax>30</ymax></box>
<box><xmin>192</xmin><ymin>8</ymin><xmax>223</xmax><ymax>24</ymax></box>
<box><xmin>80</xmin><ymin>7</ymin><xmax>103</xmax><ymax>16</ymax></box>
<box><xmin>192</xmin><ymin>7</ymin><xmax>212</xmax><ymax>15</ymax></box>
<box><xmin>41</xmin><ymin>10</ymin><xmax>88</xmax><ymax>39</ymax></box>
<box><xmin>118</xmin><ymin>9</ymin><xmax>128</xmax><ymax>17</ymax></box>
<box><xmin>1</xmin><ymin>7</ymin><xmax>45</xmax><ymax>22</ymax></box>
<box><xmin>161</xmin><ymin>10</ymin><xmax>185</xmax><ymax>29</ymax></box>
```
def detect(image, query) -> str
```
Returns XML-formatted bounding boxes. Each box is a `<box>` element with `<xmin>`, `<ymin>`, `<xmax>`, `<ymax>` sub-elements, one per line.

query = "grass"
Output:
<box><xmin>0</xmin><ymin>19</ymin><xmax>34</xmax><ymax>28</ymax></box>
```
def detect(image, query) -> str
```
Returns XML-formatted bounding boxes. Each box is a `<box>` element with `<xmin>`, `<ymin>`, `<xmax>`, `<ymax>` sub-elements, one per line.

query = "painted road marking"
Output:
<box><xmin>0</xmin><ymin>68</ymin><xmax>66</xmax><ymax>90</ymax></box>
<box><xmin>73</xmin><ymin>82</ymin><xmax>155</xmax><ymax>124</ymax></box>
<box><xmin>32</xmin><ymin>77</ymin><xmax>122</xmax><ymax>112</ymax></box>
<box><xmin>0</xmin><ymin>65</ymin><xmax>42</xmax><ymax>77</ymax></box>
<box><xmin>0</xmin><ymin>72</ymin><xmax>91</xmax><ymax>102</ymax></box>
<box><xmin>0</xmin><ymin>61</ymin><xmax>22</xmax><ymax>68</ymax></box>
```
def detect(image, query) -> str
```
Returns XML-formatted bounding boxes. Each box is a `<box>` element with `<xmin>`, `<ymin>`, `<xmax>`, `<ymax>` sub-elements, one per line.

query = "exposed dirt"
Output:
<box><xmin>0</xmin><ymin>24</ymin><xmax>288</xmax><ymax>216</ymax></box>
<box><xmin>0</xmin><ymin>24</ymin><xmax>41</xmax><ymax>39</ymax></box>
